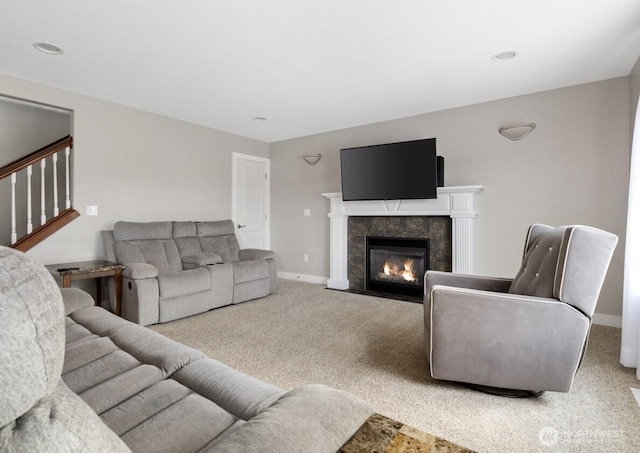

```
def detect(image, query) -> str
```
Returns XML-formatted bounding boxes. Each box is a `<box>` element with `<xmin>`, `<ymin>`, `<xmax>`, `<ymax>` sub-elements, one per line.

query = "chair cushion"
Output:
<box><xmin>199</xmin><ymin>236</ymin><xmax>241</xmax><ymax>263</ymax></box>
<box><xmin>182</xmin><ymin>253</ymin><xmax>223</xmax><ymax>266</ymax></box>
<box><xmin>0</xmin><ymin>247</ymin><xmax>64</xmax><ymax>425</ymax></box>
<box><xmin>233</xmin><ymin>260</ymin><xmax>269</xmax><ymax>284</ymax></box>
<box><xmin>239</xmin><ymin>249</ymin><xmax>276</xmax><ymax>261</ymax></box>
<box><xmin>509</xmin><ymin>224</ymin><xmax>618</xmax><ymax>316</ymax></box>
<box><xmin>0</xmin><ymin>247</ymin><xmax>131</xmax><ymax>453</ymax></box>
<box><xmin>196</xmin><ymin>221</ymin><xmax>241</xmax><ymax>263</ymax></box>
<box><xmin>205</xmin><ymin>384</ymin><xmax>373</xmax><ymax>453</ymax></box>
<box><xmin>2</xmin><ymin>380</ymin><xmax>131</xmax><ymax>453</ymax></box>
<box><xmin>110</xmin><ymin>382</ymin><xmax>240</xmax><ymax>453</ymax></box>
<box><xmin>172</xmin><ymin>221</ymin><xmax>197</xmax><ymax>238</ymax></box>
<box><xmin>158</xmin><ymin>268</ymin><xmax>211</xmax><ymax>299</ymax></box>
<box><xmin>115</xmin><ymin>239</ymin><xmax>182</xmax><ymax>273</ymax></box>
<box><xmin>552</xmin><ymin>225</ymin><xmax>618</xmax><ymax>316</ymax></box>
<box><xmin>196</xmin><ymin>220</ymin><xmax>235</xmax><ymax>237</ymax></box>
<box><xmin>114</xmin><ymin>221</ymin><xmax>172</xmax><ymax>241</ymax></box>
<box><xmin>508</xmin><ymin>225</ymin><xmax>566</xmax><ymax>298</ymax></box>
<box><xmin>174</xmin><ymin>236</ymin><xmax>203</xmax><ymax>258</ymax></box>
<box><xmin>172</xmin><ymin>358</ymin><xmax>284</xmax><ymax>421</ymax></box>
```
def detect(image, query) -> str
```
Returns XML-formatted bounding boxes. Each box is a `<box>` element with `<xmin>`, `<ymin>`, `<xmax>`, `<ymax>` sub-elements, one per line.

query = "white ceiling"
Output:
<box><xmin>1</xmin><ymin>1</ymin><xmax>639</xmax><ymax>143</ymax></box>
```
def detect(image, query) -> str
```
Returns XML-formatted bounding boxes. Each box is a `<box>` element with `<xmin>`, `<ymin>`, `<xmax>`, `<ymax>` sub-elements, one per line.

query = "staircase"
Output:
<box><xmin>0</xmin><ymin>135</ymin><xmax>79</xmax><ymax>252</ymax></box>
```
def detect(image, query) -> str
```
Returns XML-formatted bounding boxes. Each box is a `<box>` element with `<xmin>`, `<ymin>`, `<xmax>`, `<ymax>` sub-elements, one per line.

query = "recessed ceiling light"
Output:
<box><xmin>33</xmin><ymin>42</ymin><xmax>64</xmax><ymax>55</ymax></box>
<box><xmin>491</xmin><ymin>51</ymin><xmax>518</xmax><ymax>62</ymax></box>
<box><xmin>252</xmin><ymin>116</ymin><xmax>267</xmax><ymax>122</ymax></box>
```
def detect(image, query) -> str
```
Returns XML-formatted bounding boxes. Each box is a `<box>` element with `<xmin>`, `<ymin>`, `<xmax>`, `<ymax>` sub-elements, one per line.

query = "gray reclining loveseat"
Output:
<box><xmin>102</xmin><ymin>220</ymin><xmax>276</xmax><ymax>326</ymax></box>
<box><xmin>0</xmin><ymin>246</ymin><xmax>373</xmax><ymax>452</ymax></box>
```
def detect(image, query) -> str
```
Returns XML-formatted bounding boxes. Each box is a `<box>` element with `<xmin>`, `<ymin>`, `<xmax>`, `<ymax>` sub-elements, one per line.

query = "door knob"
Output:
<box><xmin>238</xmin><ymin>224</ymin><xmax>246</xmax><ymax>229</ymax></box>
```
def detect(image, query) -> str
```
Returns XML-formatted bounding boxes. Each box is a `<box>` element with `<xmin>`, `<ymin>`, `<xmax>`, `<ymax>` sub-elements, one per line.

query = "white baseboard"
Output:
<box><xmin>275</xmin><ymin>276</ymin><xmax>626</xmax><ymax>328</ymax></box>
<box><xmin>278</xmin><ymin>271</ymin><xmax>328</xmax><ymax>285</ymax></box>
<box><xmin>631</xmin><ymin>387</ymin><xmax>640</xmax><ymax>407</ymax></box>
<box><xmin>620</xmin><ymin>347</ymin><xmax>639</xmax><ymax>368</ymax></box>
<box><xmin>327</xmin><ymin>278</ymin><xmax>349</xmax><ymax>290</ymax></box>
<box><xmin>592</xmin><ymin>313</ymin><xmax>622</xmax><ymax>328</ymax></box>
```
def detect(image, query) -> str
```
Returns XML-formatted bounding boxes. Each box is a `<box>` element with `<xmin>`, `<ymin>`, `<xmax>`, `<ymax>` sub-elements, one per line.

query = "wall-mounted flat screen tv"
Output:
<box><xmin>340</xmin><ymin>138</ymin><xmax>437</xmax><ymax>201</ymax></box>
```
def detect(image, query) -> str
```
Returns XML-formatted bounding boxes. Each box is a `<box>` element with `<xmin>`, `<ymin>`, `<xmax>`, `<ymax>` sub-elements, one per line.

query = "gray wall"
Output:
<box><xmin>0</xmin><ymin>98</ymin><xmax>72</xmax><ymax>245</ymax></box>
<box><xmin>0</xmin><ymin>72</ymin><xmax>269</xmax><ymax>264</ymax></box>
<box><xmin>0</xmin><ymin>71</ymin><xmax>633</xmax><ymax>319</ymax></box>
<box><xmin>270</xmin><ymin>77</ymin><xmax>630</xmax><ymax>318</ymax></box>
<box><xmin>0</xmin><ymin>97</ymin><xmax>71</xmax><ymax>166</ymax></box>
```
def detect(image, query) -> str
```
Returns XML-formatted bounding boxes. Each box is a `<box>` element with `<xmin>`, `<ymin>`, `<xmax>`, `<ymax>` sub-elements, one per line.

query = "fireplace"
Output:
<box><xmin>366</xmin><ymin>236</ymin><xmax>429</xmax><ymax>298</ymax></box>
<box><xmin>345</xmin><ymin>216</ymin><xmax>450</xmax><ymax>300</ymax></box>
<box><xmin>322</xmin><ymin>187</ymin><xmax>482</xmax><ymax>291</ymax></box>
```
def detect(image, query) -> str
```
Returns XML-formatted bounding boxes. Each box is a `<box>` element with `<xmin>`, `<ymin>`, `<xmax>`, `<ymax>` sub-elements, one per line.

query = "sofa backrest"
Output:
<box><xmin>0</xmin><ymin>246</ymin><xmax>64</xmax><ymax>427</ymax></box>
<box><xmin>196</xmin><ymin>220</ymin><xmax>241</xmax><ymax>263</ymax></box>
<box><xmin>172</xmin><ymin>221</ymin><xmax>202</xmax><ymax>258</ymax></box>
<box><xmin>509</xmin><ymin>224</ymin><xmax>618</xmax><ymax>316</ymax></box>
<box><xmin>113</xmin><ymin>221</ymin><xmax>182</xmax><ymax>273</ymax></box>
<box><xmin>0</xmin><ymin>246</ymin><xmax>131</xmax><ymax>452</ymax></box>
<box><xmin>104</xmin><ymin>220</ymin><xmax>242</xmax><ymax>271</ymax></box>
<box><xmin>172</xmin><ymin>220</ymin><xmax>241</xmax><ymax>263</ymax></box>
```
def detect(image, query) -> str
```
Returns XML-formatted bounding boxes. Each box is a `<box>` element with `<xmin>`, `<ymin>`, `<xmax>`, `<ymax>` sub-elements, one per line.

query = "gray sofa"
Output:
<box><xmin>0</xmin><ymin>246</ymin><xmax>374</xmax><ymax>452</ymax></box>
<box><xmin>102</xmin><ymin>220</ymin><xmax>277</xmax><ymax>326</ymax></box>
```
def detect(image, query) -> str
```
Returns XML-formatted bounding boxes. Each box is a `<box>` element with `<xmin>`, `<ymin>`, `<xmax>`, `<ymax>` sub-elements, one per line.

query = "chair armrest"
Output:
<box><xmin>122</xmin><ymin>263</ymin><xmax>158</xmax><ymax>279</ymax></box>
<box><xmin>239</xmin><ymin>248</ymin><xmax>275</xmax><ymax>261</ymax></box>
<box><xmin>61</xmin><ymin>288</ymin><xmax>95</xmax><ymax>315</ymax></box>
<box><xmin>428</xmin><ymin>286</ymin><xmax>590</xmax><ymax>392</ymax></box>
<box><xmin>425</xmin><ymin>271</ymin><xmax>513</xmax><ymax>297</ymax></box>
<box><xmin>424</xmin><ymin>271</ymin><xmax>513</xmax><ymax>322</ymax></box>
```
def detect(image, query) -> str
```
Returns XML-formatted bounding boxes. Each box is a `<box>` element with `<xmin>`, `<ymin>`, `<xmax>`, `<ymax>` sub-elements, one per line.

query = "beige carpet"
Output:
<box><xmin>151</xmin><ymin>279</ymin><xmax>640</xmax><ymax>452</ymax></box>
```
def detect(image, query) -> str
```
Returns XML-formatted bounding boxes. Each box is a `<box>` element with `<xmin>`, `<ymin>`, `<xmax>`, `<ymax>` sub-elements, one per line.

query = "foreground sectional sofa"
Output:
<box><xmin>0</xmin><ymin>246</ymin><xmax>374</xmax><ymax>452</ymax></box>
<box><xmin>102</xmin><ymin>220</ymin><xmax>277</xmax><ymax>326</ymax></box>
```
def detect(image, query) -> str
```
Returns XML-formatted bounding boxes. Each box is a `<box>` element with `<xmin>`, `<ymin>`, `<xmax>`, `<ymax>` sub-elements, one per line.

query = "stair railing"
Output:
<box><xmin>0</xmin><ymin>135</ymin><xmax>79</xmax><ymax>251</ymax></box>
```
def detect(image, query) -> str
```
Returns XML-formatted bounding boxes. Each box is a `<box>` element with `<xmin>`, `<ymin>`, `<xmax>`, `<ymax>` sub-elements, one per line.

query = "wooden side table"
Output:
<box><xmin>46</xmin><ymin>260</ymin><xmax>126</xmax><ymax>316</ymax></box>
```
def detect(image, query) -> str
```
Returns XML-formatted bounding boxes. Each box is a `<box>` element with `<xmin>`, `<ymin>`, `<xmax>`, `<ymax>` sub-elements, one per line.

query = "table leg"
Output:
<box><xmin>115</xmin><ymin>268</ymin><xmax>123</xmax><ymax>317</ymax></box>
<box><xmin>62</xmin><ymin>275</ymin><xmax>71</xmax><ymax>288</ymax></box>
<box><xmin>95</xmin><ymin>278</ymin><xmax>101</xmax><ymax>307</ymax></box>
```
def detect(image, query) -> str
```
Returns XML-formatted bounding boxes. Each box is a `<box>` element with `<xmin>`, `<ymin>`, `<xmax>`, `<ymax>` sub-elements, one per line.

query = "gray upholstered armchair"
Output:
<box><xmin>424</xmin><ymin>224</ymin><xmax>618</xmax><ymax>395</ymax></box>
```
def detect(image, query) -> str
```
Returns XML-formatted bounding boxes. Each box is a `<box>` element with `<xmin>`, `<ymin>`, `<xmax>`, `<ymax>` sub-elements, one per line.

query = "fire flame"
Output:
<box><xmin>383</xmin><ymin>258</ymin><xmax>416</xmax><ymax>282</ymax></box>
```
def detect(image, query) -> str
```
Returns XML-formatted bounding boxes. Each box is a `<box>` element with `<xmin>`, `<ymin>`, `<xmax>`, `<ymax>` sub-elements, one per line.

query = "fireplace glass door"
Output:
<box><xmin>366</xmin><ymin>236</ymin><xmax>429</xmax><ymax>298</ymax></box>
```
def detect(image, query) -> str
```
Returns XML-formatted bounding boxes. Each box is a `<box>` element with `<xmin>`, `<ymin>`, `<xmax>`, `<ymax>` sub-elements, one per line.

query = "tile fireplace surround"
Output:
<box><xmin>322</xmin><ymin>186</ymin><xmax>483</xmax><ymax>290</ymax></box>
<box><xmin>350</xmin><ymin>217</ymin><xmax>450</xmax><ymax>295</ymax></box>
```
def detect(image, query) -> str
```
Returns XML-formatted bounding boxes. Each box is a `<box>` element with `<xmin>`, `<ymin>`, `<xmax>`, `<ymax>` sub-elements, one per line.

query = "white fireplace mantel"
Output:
<box><xmin>322</xmin><ymin>185</ymin><xmax>483</xmax><ymax>290</ymax></box>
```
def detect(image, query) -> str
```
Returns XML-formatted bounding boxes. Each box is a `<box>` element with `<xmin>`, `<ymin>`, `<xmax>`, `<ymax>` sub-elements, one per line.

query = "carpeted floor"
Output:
<box><xmin>150</xmin><ymin>279</ymin><xmax>640</xmax><ymax>452</ymax></box>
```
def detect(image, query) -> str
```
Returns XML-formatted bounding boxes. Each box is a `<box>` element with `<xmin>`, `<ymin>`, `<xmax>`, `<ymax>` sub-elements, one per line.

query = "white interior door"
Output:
<box><xmin>232</xmin><ymin>153</ymin><xmax>270</xmax><ymax>249</ymax></box>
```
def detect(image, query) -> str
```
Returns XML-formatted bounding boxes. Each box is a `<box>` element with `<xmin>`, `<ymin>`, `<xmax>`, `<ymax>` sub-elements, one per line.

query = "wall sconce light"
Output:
<box><xmin>303</xmin><ymin>154</ymin><xmax>322</xmax><ymax>166</ymax></box>
<box><xmin>499</xmin><ymin>123</ymin><xmax>536</xmax><ymax>141</ymax></box>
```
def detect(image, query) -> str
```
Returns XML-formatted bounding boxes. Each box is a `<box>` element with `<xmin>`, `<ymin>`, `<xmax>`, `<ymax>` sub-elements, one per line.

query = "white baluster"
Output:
<box><xmin>52</xmin><ymin>152</ymin><xmax>59</xmax><ymax>216</ymax></box>
<box><xmin>41</xmin><ymin>159</ymin><xmax>46</xmax><ymax>225</ymax></box>
<box><xmin>65</xmin><ymin>146</ymin><xmax>71</xmax><ymax>209</ymax></box>
<box><xmin>27</xmin><ymin>165</ymin><xmax>33</xmax><ymax>234</ymax></box>
<box><xmin>11</xmin><ymin>173</ymin><xmax>17</xmax><ymax>244</ymax></box>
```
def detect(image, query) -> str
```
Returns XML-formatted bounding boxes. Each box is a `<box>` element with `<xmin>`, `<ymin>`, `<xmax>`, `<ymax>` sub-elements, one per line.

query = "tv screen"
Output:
<box><xmin>340</xmin><ymin>138</ymin><xmax>437</xmax><ymax>201</ymax></box>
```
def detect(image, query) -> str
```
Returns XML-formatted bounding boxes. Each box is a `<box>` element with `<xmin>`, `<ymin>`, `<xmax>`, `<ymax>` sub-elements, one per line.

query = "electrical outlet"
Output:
<box><xmin>303</xmin><ymin>254</ymin><xmax>309</xmax><ymax>262</ymax></box>
<box><xmin>86</xmin><ymin>205</ymin><xmax>99</xmax><ymax>216</ymax></box>
<box><xmin>304</xmin><ymin>208</ymin><xmax>311</xmax><ymax>217</ymax></box>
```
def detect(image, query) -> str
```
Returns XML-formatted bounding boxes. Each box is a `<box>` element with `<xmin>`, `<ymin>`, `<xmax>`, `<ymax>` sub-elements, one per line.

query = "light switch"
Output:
<box><xmin>304</xmin><ymin>208</ymin><xmax>311</xmax><ymax>216</ymax></box>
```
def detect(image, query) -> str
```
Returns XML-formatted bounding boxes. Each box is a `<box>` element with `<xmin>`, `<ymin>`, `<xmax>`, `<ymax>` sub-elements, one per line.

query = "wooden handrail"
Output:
<box><xmin>0</xmin><ymin>135</ymin><xmax>72</xmax><ymax>180</ymax></box>
<box><xmin>10</xmin><ymin>208</ymin><xmax>80</xmax><ymax>252</ymax></box>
